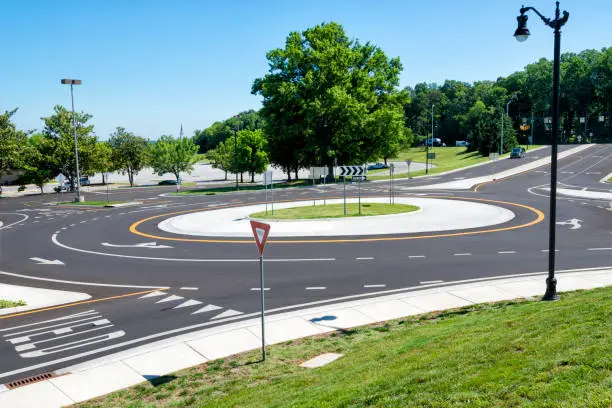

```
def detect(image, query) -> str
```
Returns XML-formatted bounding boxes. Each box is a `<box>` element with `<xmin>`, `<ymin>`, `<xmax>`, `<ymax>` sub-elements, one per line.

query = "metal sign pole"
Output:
<box><xmin>265</xmin><ymin>180</ymin><xmax>268</xmax><ymax>215</ymax></box>
<box><xmin>358</xmin><ymin>173</ymin><xmax>361</xmax><ymax>216</ymax></box>
<box><xmin>343</xmin><ymin>175</ymin><xmax>346</xmax><ymax>216</ymax></box>
<box><xmin>259</xmin><ymin>255</ymin><xmax>266</xmax><ymax>361</ymax></box>
<box><xmin>323</xmin><ymin>168</ymin><xmax>326</xmax><ymax>206</ymax></box>
<box><xmin>389</xmin><ymin>166</ymin><xmax>392</xmax><ymax>205</ymax></box>
<box><xmin>271</xmin><ymin>178</ymin><xmax>274</xmax><ymax>215</ymax></box>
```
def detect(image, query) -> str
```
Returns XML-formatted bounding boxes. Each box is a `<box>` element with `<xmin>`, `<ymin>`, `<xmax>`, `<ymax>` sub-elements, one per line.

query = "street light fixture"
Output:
<box><xmin>514</xmin><ymin>1</ymin><xmax>569</xmax><ymax>301</ymax></box>
<box><xmin>501</xmin><ymin>95</ymin><xmax>517</xmax><ymax>155</ymax></box>
<box><xmin>61</xmin><ymin>78</ymin><xmax>84</xmax><ymax>202</ymax></box>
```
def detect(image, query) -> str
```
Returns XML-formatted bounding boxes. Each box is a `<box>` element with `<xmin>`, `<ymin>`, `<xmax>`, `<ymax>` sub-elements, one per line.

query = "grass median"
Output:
<box><xmin>0</xmin><ymin>299</ymin><xmax>26</xmax><ymax>309</ymax></box>
<box><xmin>368</xmin><ymin>145</ymin><xmax>541</xmax><ymax>180</ymax></box>
<box><xmin>172</xmin><ymin>180</ymin><xmax>310</xmax><ymax>195</ymax></box>
<box><xmin>75</xmin><ymin>286</ymin><xmax>611</xmax><ymax>408</ymax></box>
<box><xmin>57</xmin><ymin>201</ymin><xmax>126</xmax><ymax>206</ymax></box>
<box><xmin>249</xmin><ymin>203</ymin><xmax>419</xmax><ymax>219</ymax></box>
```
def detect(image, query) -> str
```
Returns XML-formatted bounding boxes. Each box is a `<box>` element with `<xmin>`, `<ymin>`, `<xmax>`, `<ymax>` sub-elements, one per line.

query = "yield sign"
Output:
<box><xmin>250</xmin><ymin>220</ymin><xmax>271</xmax><ymax>257</ymax></box>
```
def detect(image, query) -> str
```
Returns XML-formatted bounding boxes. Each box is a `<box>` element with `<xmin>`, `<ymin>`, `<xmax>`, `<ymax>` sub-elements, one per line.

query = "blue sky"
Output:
<box><xmin>1</xmin><ymin>0</ymin><xmax>609</xmax><ymax>140</ymax></box>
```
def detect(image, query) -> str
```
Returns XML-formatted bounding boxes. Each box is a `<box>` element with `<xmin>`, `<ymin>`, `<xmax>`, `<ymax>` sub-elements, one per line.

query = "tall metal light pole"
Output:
<box><xmin>514</xmin><ymin>1</ymin><xmax>569</xmax><ymax>301</ymax></box>
<box><xmin>233</xmin><ymin>116</ymin><xmax>241</xmax><ymax>191</ymax></box>
<box><xmin>426</xmin><ymin>104</ymin><xmax>434</xmax><ymax>174</ymax></box>
<box><xmin>61</xmin><ymin>79</ymin><xmax>84</xmax><ymax>202</ymax></box>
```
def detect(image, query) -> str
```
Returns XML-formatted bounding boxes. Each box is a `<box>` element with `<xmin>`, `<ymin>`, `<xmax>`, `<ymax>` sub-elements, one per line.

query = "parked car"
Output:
<box><xmin>510</xmin><ymin>147</ymin><xmax>526</xmax><ymax>159</ymax></box>
<box><xmin>367</xmin><ymin>162</ymin><xmax>388</xmax><ymax>170</ymax></box>
<box><xmin>425</xmin><ymin>138</ymin><xmax>446</xmax><ymax>147</ymax></box>
<box><xmin>455</xmin><ymin>140</ymin><xmax>469</xmax><ymax>147</ymax></box>
<box><xmin>158</xmin><ymin>178</ymin><xmax>182</xmax><ymax>185</ymax></box>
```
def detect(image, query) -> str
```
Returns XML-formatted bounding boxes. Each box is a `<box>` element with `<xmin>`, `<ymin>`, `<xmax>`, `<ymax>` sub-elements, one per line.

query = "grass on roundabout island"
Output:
<box><xmin>57</xmin><ymin>201</ymin><xmax>126</xmax><ymax>206</ymax></box>
<box><xmin>75</xmin><ymin>286</ymin><xmax>612</xmax><ymax>408</ymax></box>
<box><xmin>249</xmin><ymin>203</ymin><xmax>419</xmax><ymax>219</ymax></box>
<box><xmin>0</xmin><ymin>299</ymin><xmax>26</xmax><ymax>309</ymax></box>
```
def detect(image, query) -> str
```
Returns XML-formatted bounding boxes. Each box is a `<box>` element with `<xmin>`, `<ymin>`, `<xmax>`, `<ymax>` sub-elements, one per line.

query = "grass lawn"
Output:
<box><xmin>250</xmin><ymin>203</ymin><xmax>419</xmax><ymax>219</ymax></box>
<box><xmin>75</xmin><ymin>286</ymin><xmax>611</xmax><ymax>408</ymax></box>
<box><xmin>0</xmin><ymin>299</ymin><xmax>26</xmax><ymax>309</ymax></box>
<box><xmin>173</xmin><ymin>180</ymin><xmax>311</xmax><ymax>195</ymax></box>
<box><xmin>58</xmin><ymin>201</ymin><xmax>126</xmax><ymax>206</ymax></box>
<box><xmin>368</xmin><ymin>145</ymin><xmax>541</xmax><ymax>180</ymax></box>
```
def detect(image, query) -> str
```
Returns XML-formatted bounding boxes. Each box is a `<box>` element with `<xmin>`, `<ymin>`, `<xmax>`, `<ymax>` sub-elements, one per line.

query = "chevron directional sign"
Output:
<box><xmin>338</xmin><ymin>166</ymin><xmax>366</xmax><ymax>177</ymax></box>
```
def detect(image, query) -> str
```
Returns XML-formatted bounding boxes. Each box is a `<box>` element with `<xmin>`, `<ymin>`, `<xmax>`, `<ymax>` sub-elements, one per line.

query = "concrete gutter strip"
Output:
<box><xmin>1</xmin><ymin>267</ymin><xmax>609</xmax><ymax>407</ymax></box>
<box><xmin>0</xmin><ymin>284</ymin><xmax>91</xmax><ymax>316</ymax></box>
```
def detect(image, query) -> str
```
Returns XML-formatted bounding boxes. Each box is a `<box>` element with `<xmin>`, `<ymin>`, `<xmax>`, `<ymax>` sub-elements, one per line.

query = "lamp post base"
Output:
<box><xmin>542</xmin><ymin>276</ymin><xmax>559</xmax><ymax>301</ymax></box>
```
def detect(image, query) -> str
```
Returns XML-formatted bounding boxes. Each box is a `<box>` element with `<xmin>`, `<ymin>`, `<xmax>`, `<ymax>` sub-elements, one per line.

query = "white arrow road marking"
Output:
<box><xmin>173</xmin><ymin>299</ymin><xmax>203</xmax><ymax>309</ymax></box>
<box><xmin>101</xmin><ymin>242</ymin><xmax>174</xmax><ymax>249</ymax></box>
<box><xmin>139</xmin><ymin>291</ymin><xmax>167</xmax><ymax>299</ymax></box>
<box><xmin>179</xmin><ymin>287</ymin><xmax>198</xmax><ymax>291</ymax></box>
<box><xmin>29</xmin><ymin>257</ymin><xmax>64</xmax><ymax>265</ymax></box>
<box><xmin>155</xmin><ymin>295</ymin><xmax>184</xmax><ymax>303</ymax></box>
<box><xmin>556</xmin><ymin>218</ymin><xmax>582</xmax><ymax>230</ymax></box>
<box><xmin>192</xmin><ymin>304</ymin><xmax>222</xmax><ymax>315</ymax></box>
<box><xmin>211</xmin><ymin>309</ymin><xmax>243</xmax><ymax>319</ymax></box>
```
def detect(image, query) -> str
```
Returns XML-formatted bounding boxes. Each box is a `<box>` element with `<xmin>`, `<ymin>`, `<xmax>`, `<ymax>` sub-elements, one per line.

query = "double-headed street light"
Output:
<box><xmin>514</xmin><ymin>2</ymin><xmax>569</xmax><ymax>301</ymax></box>
<box><xmin>61</xmin><ymin>79</ymin><xmax>84</xmax><ymax>202</ymax></box>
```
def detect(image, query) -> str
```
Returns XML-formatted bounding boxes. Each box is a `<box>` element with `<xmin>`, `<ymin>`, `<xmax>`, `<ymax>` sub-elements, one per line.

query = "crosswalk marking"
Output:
<box><xmin>211</xmin><ymin>309</ymin><xmax>243</xmax><ymax>319</ymax></box>
<box><xmin>155</xmin><ymin>295</ymin><xmax>184</xmax><ymax>303</ymax></box>
<box><xmin>139</xmin><ymin>290</ymin><xmax>167</xmax><ymax>299</ymax></box>
<box><xmin>192</xmin><ymin>304</ymin><xmax>222</xmax><ymax>315</ymax></box>
<box><xmin>173</xmin><ymin>299</ymin><xmax>203</xmax><ymax>309</ymax></box>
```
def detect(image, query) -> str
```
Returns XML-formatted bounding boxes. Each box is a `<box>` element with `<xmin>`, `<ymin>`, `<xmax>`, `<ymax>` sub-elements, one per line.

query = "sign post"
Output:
<box><xmin>250</xmin><ymin>220</ymin><xmax>271</xmax><ymax>361</ymax></box>
<box><xmin>263</xmin><ymin>171</ymin><xmax>273</xmax><ymax>215</ymax></box>
<box><xmin>389</xmin><ymin>163</ymin><xmax>395</xmax><ymax>205</ymax></box>
<box><xmin>405</xmin><ymin>159</ymin><xmax>412</xmax><ymax>179</ymax></box>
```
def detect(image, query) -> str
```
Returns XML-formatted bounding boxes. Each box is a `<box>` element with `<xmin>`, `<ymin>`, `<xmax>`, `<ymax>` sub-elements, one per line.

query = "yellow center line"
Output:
<box><xmin>0</xmin><ymin>288</ymin><xmax>168</xmax><ymax>319</ymax></box>
<box><xmin>129</xmin><ymin>196</ymin><xmax>545</xmax><ymax>244</ymax></box>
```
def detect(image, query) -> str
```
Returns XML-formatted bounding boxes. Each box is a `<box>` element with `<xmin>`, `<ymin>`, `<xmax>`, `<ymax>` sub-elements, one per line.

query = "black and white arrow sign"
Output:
<box><xmin>339</xmin><ymin>166</ymin><xmax>366</xmax><ymax>176</ymax></box>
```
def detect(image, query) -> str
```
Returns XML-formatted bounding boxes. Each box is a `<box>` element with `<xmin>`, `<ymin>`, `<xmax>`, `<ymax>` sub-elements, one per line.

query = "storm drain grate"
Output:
<box><xmin>5</xmin><ymin>371</ymin><xmax>59</xmax><ymax>389</ymax></box>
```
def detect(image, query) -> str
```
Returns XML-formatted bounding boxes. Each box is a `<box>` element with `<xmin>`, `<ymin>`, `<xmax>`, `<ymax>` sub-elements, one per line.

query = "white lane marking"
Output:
<box><xmin>4</xmin><ymin>265</ymin><xmax>611</xmax><ymax>380</ymax></box>
<box><xmin>420</xmin><ymin>280</ymin><xmax>443</xmax><ymax>284</ymax></box>
<box><xmin>80</xmin><ymin>221</ymin><xmax>87</xmax><ymax>224</ymax></box>
<box><xmin>173</xmin><ymin>299</ymin><xmax>203</xmax><ymax>309</ymax></box>
<box><xmin>32</xmin><ymin>221</ymin><xmax>40</xmax><ymax>223</ymax></box>
<box><xmin>155</xmin><ymin>295</ymin><xmax>184</xmax><ymax>303</ymax></box>
<box><xmin>0</xmin><ymin>213</ymin><xmax>29</xmax><ymax>230</ymax></box>
<box><xmin>453</xmin><ymin>253</ymin><xmax>472</xmax><ymax>256</ymax></box>
<box><xmin>560</xmin><ymin>171</ymin><xmax>575</xmax><ymax>174</ymax></box>
<box><xmin>306</xmin><ymin>287</ymin><xmax>327</xmax><ymax>290</ymax></box>
<box><xmin>179</xmin><ymin>287</ymin><xmax>198</xmax><ymax>291</ymax></box>
<box><xmin>540</xmin><ymin>249</ymin><xmax>560</xmax><ymax>252</ymax></box>
<box><xmin>356</xmin><ymin>257</ymin><xmax>374</xmax><ymax>260</ymax></box>
<box><xmin>20</xmin><ymin>330</ymin><xmax>125</xmax><ymax>358</ymax></box>
<box><xmin>101</xmin><ymin>242</ymin><xmax>174</xmax><ymax>249</ymax></box>
<box><xmin>92</xmin><ymin>218</ymin><xmax>99</xmax><ymax>221</ymax></box>
<box><xmin>70</xmin><ymin>224</ymin><xmax>76</xmax><ymax>227</ymax></box>
<box><xmin>408</xmin><ymin>255</ymin><xmax>426</xmax><ymax>259</ymax></box>
<box><xmin>211</xmin><ymin>309</ymin><xmax>243</xmax><ymax>319</ymax></box>
<box><xmin>364</xmin><ymin>284</ymin><xmax>386</xmax><ymax>288</ymax></box>
<box><xmin>498</xmin><ymin>251</ymin><xmax>517</xmax><ymax>254</ymax></box>
<box><xmin>139</xmin><ymin>291</ymin><xmax>167</xmax><ymax>299</ymax></box>
<box><xmin>61</xmin><ymin>227</ymin><xmax>67</xmax><ymax>230</ymax></box>
<box><xmin>0</xmin><ymin>271</ymin><xmax>167</xmax><ymax>289</ymax></box>
<box><xmin>250</xmin><ymin>288</ymin><xmax>270</xmax><ymax>291</ymax></box>
<box><xmin>192</xmin><ymin>304</ymin><xmax>222</xmax><ymax>314</ymax></box>
<box><xmin>3</xmin><ymin>316</ymin><xmax>103</xmax><ymax>338</ymax></box>
<box><xmin>29</xmin><ymin>257</ymin><xmax>64</xmax><ymax>265</ymax></box>
<box><xmin>105</xmin><ymin>215</ymin><xmax>112</xmax><ymax>218</ymax></box>
<box><xmin>0</xmin><ymin>311</ymin><xmax>97</xmax><ymax>333</ymax></box>
<box><xmin>52</xmin><ymin>233</ymin><xmax>335</xmax><ymax>263</ymax></box>
<box><xmin>587</xmin><ymin>247</ymin><xmax>612</xmax><ymax>251</ymax></box>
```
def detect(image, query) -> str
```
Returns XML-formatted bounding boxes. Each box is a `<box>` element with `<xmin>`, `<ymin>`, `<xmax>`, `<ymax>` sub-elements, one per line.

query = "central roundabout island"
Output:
<box><xmin>157</xmin><ymin>197</ymin><xmax>516</xmax><ymax>238</ymax></box>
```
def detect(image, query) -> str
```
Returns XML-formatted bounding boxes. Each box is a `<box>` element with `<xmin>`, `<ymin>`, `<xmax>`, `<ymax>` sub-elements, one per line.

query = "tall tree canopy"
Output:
<box><xmin>40</xmin><ymin>105</ymin><xmax>104</xmax><ymax>186</ymax></box>
<box><xmin>252</xmin><ymin>22</ymin><xmax>411</xmax><ymax>178</ymax></box>
<box><xmin>149</xmin><ymin>135</ymin><xmax>199</xmax><ymax>183</ymax></box>
<box><xmin>108</xmin><ymin>127</ymin><xmax>150</xmax><ymax>186</ymax></box>
<box><xmin>0</xmin><ymin>108</ymin><xmax>29</xmax><ymax>192</ymax></box>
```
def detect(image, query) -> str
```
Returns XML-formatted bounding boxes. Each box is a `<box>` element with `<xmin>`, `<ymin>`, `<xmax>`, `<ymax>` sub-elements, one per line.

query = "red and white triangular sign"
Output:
<box><xmin>250</xmin><ymin>220</ymin><xmax>271</xmax><ymax>257</ymax></box>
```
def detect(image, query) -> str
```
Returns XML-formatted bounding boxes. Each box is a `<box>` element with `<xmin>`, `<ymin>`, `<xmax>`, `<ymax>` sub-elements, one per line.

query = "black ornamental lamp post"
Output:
<box><xmin>514</xmin><ymin>2</ymin><xmax>569</xmax><ymax>301</ymax></box>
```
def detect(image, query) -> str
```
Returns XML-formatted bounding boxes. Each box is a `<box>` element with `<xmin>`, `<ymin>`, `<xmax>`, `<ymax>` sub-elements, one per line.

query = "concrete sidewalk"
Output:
<box><xmin>0</xmin><ymin>266</ymin><xmax>610</xmax><ymax>407</ymax></box>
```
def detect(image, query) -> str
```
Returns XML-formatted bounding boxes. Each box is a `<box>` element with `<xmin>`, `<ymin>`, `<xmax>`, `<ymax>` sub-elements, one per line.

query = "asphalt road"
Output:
<box><xmin>0</xmin><ymin>144</ymin><xmax>610</xmax><ymax>384</ymax></box>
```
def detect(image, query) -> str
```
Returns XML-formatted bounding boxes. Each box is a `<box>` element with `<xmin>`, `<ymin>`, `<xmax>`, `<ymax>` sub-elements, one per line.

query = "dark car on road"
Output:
<box><xmin>367</xmin><ymin>163</ymin><xmax>388</xmax><ymax>170</ymax></box>
<box><xmin>510</xmin><ymin>147</ymin><xmax>526</xmax><ymax>158</ymax></box>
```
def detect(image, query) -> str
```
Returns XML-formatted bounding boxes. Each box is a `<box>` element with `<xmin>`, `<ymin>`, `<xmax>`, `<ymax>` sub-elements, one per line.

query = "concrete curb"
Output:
<box><xmin>1</xmin><ymin>267</ymin><xmax>609</xmax><ymax>407</ymax></box>
<box><xmin>0</xmin><ymin>284</ymin><xmax>91</xmax><ymax>316</ymax></box>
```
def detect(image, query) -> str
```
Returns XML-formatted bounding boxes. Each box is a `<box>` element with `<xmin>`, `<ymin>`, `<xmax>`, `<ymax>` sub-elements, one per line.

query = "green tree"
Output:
<box><xmin>149</xmin><ymin>135</ymin><xmax>199</xmax><ymax>183</ymax></box>
<box><xmin>238</xmin><ymin>129</ymin><xmax>269</xmax><ymax>182</ymax></box>
<box><xmin>252</xmin><ymin>22</ymin><xmax>408</xmax><ymax>179</ymax></box>
<box><xmin>0</xmin><ymin>108</ymin><xmax>28</xmax><ymax>194</ymax></box>
<box><xmin>40</xmin><ymin>105</ymin><xmax>99</xmax><ymax>188</ymax></box>
<box><xmin>19</xmin><ymin>134</ymin><xmax>53</xmax><ymax>194</ymax></box>
<box><xmin>108</xmin><ymin>127</ymin><xmax>149</xmax><ymax>186</ymax></box>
